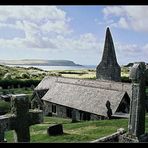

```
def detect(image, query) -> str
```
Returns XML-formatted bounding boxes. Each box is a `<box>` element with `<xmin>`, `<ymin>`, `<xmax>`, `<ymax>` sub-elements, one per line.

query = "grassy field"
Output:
<box><xmin>5</xmin><ymin>116</ymin><xmax>128</xmax><ymax>143</ymax></box>
<box><xmin>48</xmin><ymin>68</ymin><xmax>130</xmax><ymax>80</ymax></box>
<box><xmin>4</xmin><ymin>115</ymin><xmax>148</xmax><ymax>143</ymax></box>
<box><xmin>0</xmin><ymin>64</ymin><xmax>130</xmax><ymax>80</ymax></box>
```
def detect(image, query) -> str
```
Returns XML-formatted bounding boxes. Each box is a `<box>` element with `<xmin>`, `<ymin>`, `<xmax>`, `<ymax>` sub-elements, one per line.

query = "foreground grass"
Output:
<box><xmin>5</xmin><ymin>116</ymin><xmax>129</xmax><ymax>143</ymax></box>
<box><xmin>5</xmin><ymin>115</ymin><xmax>148</xmax><ymax>143</ymax></box>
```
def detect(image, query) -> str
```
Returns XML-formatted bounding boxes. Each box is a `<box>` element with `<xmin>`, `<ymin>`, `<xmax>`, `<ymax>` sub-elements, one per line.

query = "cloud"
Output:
<box><xmin>116</xmin><ymin>43</ymin><xmax>141</xmax><ymax>55</ymax></box>
<box><xmin>0</xmin><ymin>6</ymin><xmax>73</xmax><ymax>49</ymax></box>
<box><xmin>113</xmin><ymin>41</ymin><xmax>148</xmax><ymax>64</ymax></box>
<box><xmin>102</xmin><ymin>6</ymin><xmax>148</xmax><ymax>32</ymax></box>
<box><xmin>0</xmin><ymin>6</ymin><xmax>66</xmax><ymax>22</ymax></box>
<box><xmin>0</xmin><ymin>6</ymin><xmax>100</xmax><ymax>53</ymax></box>
<box><xmin>49</xmin><ymin>33</ymin><xmax>101</xmax><ymax>52</ymax></box>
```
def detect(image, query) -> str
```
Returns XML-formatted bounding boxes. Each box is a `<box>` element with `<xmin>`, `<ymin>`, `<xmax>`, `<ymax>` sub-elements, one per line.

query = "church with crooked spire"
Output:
<box><xmin>33</xmin><ymin>27</ymin><xmax>131</xmax><ymax>121</ymax></box>
<box><xmin>96</xmin><ymin>27</ymin><xmax>121</xmax><ymax>82</ymax></box>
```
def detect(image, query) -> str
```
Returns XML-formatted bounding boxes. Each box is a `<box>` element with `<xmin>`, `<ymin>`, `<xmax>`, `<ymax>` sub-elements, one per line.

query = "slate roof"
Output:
<box><xmin>35</xmin><ymin>76</ymin><xmax>132</xmax><ymax>98</ymax></box>
<box><xmin>35</xmin><ymin>76</ymin><xmax>57</xmax><ymax>91</ymax></box>
<box><xmin>42</xmin><ymin>81</ymin><xmax>128</xmax><ymax>116</ymax></box>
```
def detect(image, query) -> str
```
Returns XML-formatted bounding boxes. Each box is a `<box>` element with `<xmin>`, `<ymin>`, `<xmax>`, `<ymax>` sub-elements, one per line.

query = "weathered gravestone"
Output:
<box><xmin>119</xmin><ymin>62</ymin><xmax>148</xmax><ymax>142</ymax></box>
<box><xmin>71</xmin><ymin>109</ymin><xmax>80</xmax><ymax>123</ymax></box>
<box><xmin>47</xmin><ymin>124</ymin><xmax>63</xmax><ymax>136</ymax></box>
<box><xmin>0</xmin><ymin>94</ymin><xmax>43</xmax><ymax>142</ymax></box>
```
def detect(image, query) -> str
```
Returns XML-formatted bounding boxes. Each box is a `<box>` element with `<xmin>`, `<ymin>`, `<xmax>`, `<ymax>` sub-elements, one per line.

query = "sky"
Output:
<box><xmin>0</xmin><ymin>5</ymin><xmax>148</xmax><ymax>65</ymax></box>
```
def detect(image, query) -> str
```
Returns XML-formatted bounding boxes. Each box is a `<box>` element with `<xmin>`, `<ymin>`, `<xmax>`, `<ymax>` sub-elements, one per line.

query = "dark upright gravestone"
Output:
<box><xmin>0</xmin><ymin>94</ymin><xmax>43</xmax><ymax>142</ymax></box>
<box><xmin>71</xmin><ymin>109</ymin><xmax>80</xmax><ymax>123</ymax></box>
<box><xmin>47</xmin><ymin>124</ymin><xmax>63</xmax><ymax>136</ymax></box>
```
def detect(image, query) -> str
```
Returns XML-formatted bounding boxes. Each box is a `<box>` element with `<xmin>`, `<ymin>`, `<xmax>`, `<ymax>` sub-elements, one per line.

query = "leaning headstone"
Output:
<box><xmin>0</xmin><ymin>94</ymin><xmax>43</xmax><ymax>143</ymax></box>
<box><xmin>47</xmin><ymin>124</ymin><xmax>63</xmax><ymax>136</ymax></box>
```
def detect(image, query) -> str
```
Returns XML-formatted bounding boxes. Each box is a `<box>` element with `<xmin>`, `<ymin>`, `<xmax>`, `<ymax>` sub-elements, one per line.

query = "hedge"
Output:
<box><xmin>0</xmin><ymin>79</ymin><xmax>41</xmax><ymax>89</ymax></box>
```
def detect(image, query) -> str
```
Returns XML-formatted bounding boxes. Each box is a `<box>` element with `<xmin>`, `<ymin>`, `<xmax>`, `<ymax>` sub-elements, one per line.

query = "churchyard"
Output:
<box><xmin>3</xmin><ymin>115</ymin><xmax>148</xmax><ymax>143</ymax></box>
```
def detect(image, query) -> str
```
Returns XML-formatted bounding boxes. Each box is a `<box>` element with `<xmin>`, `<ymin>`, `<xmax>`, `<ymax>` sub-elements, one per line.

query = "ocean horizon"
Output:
<box><xmin>6</xmin><ymin>64</ymin><xmax>97</xmax><ymax>71</ymax></box>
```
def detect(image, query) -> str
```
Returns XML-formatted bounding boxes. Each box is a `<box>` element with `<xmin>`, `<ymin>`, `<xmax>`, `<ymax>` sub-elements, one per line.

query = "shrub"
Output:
<box><xmin>0</xmin><ymin>100</ymin><xmax>10</xmax><ymax>114</ymax></box>
<box><xmin>3</xmin><ymin>73</ymin><xmax>12</xmax><ymax>80</ymax></box>
<box><xmin>121</xmin><ymin>77</ymin><xmax>131</xmax><ymax>83</ymax></box>
<box><xmin>20</xmin><ymin>73</ymin><xmax>30</xmax><ymax>79</ymax></box>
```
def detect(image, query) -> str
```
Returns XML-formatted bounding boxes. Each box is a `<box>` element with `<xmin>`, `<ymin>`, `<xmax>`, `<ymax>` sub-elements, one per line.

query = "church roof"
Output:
<box><xmin>35</xmin><ymin>76</ymin><xmax>132</xmax><ymax>98</ymax></box>
<box><xmin>35</xmin><ymin>76</ymin><xmax>57</xmax><ymax>90</ymax></box>
<box><xmin>42</xmin><ymin>81</ymin><xmax>128</xmax><ymax>116</ymax></box>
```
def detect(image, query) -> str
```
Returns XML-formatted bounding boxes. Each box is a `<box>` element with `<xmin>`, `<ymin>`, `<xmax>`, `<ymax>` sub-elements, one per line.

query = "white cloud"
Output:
<box><xmin>111</xmin><ymin>17</ymin><xmax>129</xmax><ymax>29</ymax></box>
<box><xmin>103</xmin><ymin>6</ymin><xmax>148</xmax><ymax>32</ymax></box>
<box><xmin>41</xmin><ymin>20</ymin><xmax>72</xmax><ymax>34</ymax></box>
<box><xmin>50</xmin><ymin>33</ymin><xmax>101</xmax><ymax>52</ymax></box>
<box><xmin>116</xmin><ymin>43</ymin><xmax>141</xmax><ymax>55</ymax></box>
<box><xmin>0</xmin><ymin>6</ymin><xmax>73</xmax><ymax>50</ymax></box>
<box><xmin>0</xmin><ymin>6</ymin><xmax>66</xmax><ymax>22</ymax></box>
<box><xmin>0</xmin><ymin>6</ymin><xmax>101</xmax><ymax>56</ymax></box>
<box><xmin>113</xmin><ymin>42</ymin><xmax>148</xmax><ymax>64</ymax></box>
<box><xmin>103</xmin><ymin>6</ymin><xmax>125</xmax><ymax>18</ymax></box>
<box><xmin>0</xmin><ymin>5</ymin><xmax>100</xmax><ymax>54</ymax></box>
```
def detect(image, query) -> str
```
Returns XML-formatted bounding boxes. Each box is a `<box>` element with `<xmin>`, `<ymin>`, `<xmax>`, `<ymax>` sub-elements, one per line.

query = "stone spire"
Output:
<box><xmin>96</xmin><ymin>27</ymin><xmax>121</xmax><ymax>82</ymax></box>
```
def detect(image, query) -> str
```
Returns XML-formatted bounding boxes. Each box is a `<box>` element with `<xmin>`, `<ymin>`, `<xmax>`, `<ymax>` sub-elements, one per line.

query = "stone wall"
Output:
<box><xmin>43</xmin><ymin>101</ymin><xmax>66</xmax><ymax>118</ymax></box>
<box><xmin>44</xmin><ymin>101</ymin><xmax>52</xmax><ymax>116</ymax></box>
<box><xmin>119</xmin><ymin>134</ymin><xmax>139</xmax><ymax>143</ymax></box>
<box><xmin>90</xmin><ymin>128</ymin><xmax>126</xmax><ymax>143</ymax></box>
<box><xmin>90</xmin><ymin>114</ymin><xmax>104</xmax><ymax>120</ymax></box>
<box><xmin>44</xmin><ymin>101</ymin><xmax>103</xmax><ymax>120</ymax></box>
<box><xmin>56</xmin><ymin>105</ymin><xmax>67</xmax><ymax>118</ymax></box>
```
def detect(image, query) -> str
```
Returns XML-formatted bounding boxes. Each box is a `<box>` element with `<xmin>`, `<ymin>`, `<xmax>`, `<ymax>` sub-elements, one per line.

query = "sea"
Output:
<box><xmin>7</xmin><ymin>65</ymin><xmax>96</xmax><ymax>71</ymax></box>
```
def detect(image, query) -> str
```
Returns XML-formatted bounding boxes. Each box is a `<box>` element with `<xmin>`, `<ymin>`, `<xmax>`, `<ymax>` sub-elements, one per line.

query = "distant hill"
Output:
<box><xmin>124</xmin><ymin>63</ymin><xmax>134</xmax><ymax>67</ymax></box>
<box><xmin>0</xmin><ymin>59</ymin><xmax>82</xmax><ymax>66</ymax></box>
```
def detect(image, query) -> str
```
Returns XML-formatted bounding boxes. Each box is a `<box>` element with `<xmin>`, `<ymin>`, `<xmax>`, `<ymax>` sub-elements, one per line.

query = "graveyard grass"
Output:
<box><xmin>4</xmin><ymin>114</ymin><xmax>148</xmax><ymax>143</ymax></box>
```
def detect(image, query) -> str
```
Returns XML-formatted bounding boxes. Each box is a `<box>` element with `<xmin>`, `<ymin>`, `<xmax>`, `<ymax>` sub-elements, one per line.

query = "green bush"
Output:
<box><xmin>3</xmin><ymin>73</ymin><xmax>12</xmax><ymax>80</ymax></box>
<box><xmin>121</xmin><ymin>77</ymin><xmax>131</xmax><ymax>83</ymax></box>
<box><xmin>20</xmin><ymin>73</ymin><xmax>30</xmax><ymax>79</ymax></box>
<box><xmin>0</xmin><ymin>100</ymin><xmax>10</xmax><ymax>114</ymax></box>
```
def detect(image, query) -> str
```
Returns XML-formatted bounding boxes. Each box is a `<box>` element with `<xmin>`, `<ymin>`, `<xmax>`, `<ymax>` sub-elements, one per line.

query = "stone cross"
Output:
<box><xmin>0</xmin><ymin>94</ymin><xmax>43</xmax><ymax>143</ymax></box>
<box><xmin>128</xmin><ymin>62</ymin><xmax>146</xmax><ymax>138</ymax></box>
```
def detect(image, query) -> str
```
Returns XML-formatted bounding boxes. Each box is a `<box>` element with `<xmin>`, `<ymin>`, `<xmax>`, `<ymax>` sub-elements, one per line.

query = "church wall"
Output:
<box><xmin>43</xmin><ymin>101</ymin><xmax>104</xmax><ymax>121</ymax></box>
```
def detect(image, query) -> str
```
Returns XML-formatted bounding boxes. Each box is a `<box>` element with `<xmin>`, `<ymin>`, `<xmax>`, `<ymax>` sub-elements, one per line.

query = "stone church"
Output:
<box><xmin>33</xmin><ymin>27</ymin><xmax>132</xmax><ymax>120</ymax></box>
